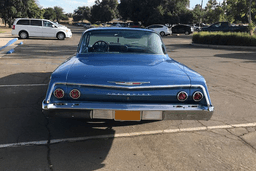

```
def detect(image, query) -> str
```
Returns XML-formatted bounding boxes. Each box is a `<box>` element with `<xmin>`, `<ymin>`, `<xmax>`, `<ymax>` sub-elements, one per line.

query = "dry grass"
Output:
<box><xmin>0</xmin><ymin>26</ymin><xmax>12</xmax><ymax>34</ymax></box>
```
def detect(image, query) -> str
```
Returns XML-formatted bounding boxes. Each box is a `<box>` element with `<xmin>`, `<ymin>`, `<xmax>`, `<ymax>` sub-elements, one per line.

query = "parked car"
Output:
<box><xmin>146</xmin><ymin>24</ymin><xmax>171</xmax><ymax>36</ymax></box>
<box><xmin>128</xmin><ymin>22</ymin><xmax>141</xmax><ymax>28</ymax></box>
<box><xmin>193</xmin><ymin>23</ymin><xmax>208</xmax><ymax>31</ymax></box>
<box><xmin>112</xmin><ymin>22</ymin><xmax>121</xmax><ymax>27</ymax></box>
<box><xmin>42</xmin><ymin>27</ymin><xmax>214</xmax><ymax>121</ymax></box>
<box><xmin>120</xmin><ymin>23</ymin><xmax>128</xmax><ymax>27</ymax></box>
<box><xmin>171</xmin><ymin>24</ymin><xmax>194</xmax><ymax>35</ymax></box>
<box><xmin>83</xmin><ymin>23</ymin><xmax>92</xmax><ymax>29</ymax></box>
<box><xmin>12</xmin><ymin>18</ymin><xmax>72</xmax><ymax>40</ymax></box>
<box><xmin>201</xmin><ymin>22</ymin><xmax>248</xmax><ymax>32</ymax></box>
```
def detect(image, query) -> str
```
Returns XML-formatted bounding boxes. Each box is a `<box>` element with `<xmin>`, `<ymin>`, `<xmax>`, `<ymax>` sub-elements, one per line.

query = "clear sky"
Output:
<box><xmin>37</xmin><ymin>0</ymin><xmax>223</xmax><ymax>14</ymax></box>
<box><xmin>189</xmin><ymin>0</ymin><xmax>223</xmax><ymax>9</ymax></box>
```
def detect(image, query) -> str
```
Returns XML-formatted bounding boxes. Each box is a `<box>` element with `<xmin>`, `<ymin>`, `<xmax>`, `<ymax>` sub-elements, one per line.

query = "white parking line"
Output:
<box><xmin>0</xmin><ymin>122</ymin><xmax>255</xmax><ymax>149</ymax></box>
<box><xmin>0</xmin><ymin>84</ymin><xmax>48</xmax><ymax>88</ymax></box>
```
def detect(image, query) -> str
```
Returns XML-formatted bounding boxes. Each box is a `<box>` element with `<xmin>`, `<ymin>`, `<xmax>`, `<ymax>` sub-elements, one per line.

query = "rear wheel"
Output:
<box><xmin>160</xmin><ymin>31</ymin><xmax>165</xmax><ymax>37</ymax></box>
<box><xmin>19</xmin><ymin>31</ymin><xmax>28</xmax><ymax>39</ymax></box>
<box><xmin>57</xmin><ymin>32</ymin><xmax>65</xmax><ymax>40</ymax></box>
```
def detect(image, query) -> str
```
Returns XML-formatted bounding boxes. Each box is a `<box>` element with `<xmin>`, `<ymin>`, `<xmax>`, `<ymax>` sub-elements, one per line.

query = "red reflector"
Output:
<box><xmin>70</xmin><ymin>89</ymin><xmax>80</xmax><ymax>99</ymax></box>
<box><xmin>177</xmin><ymin>91</ymin><xmax>188</xmax><ymax>101</ymax></box>
<box><xmin>54</xmin><ymin>89</ymin><xmax>64</xmax><ymax>99</ymax></box>
<box><xmin>193</xmin><ymin>91</ymin><xmax>203</xmax><ymax>101</ymax></box>
<box><xmin>132</xmin><ymin>83</ymin><xmax>141</xmax><ymax>85</ymax></box>
<box><xmin>12</xmin><ymin>25</ymin><xmax>15</xmax><ymax>30</ymax></box>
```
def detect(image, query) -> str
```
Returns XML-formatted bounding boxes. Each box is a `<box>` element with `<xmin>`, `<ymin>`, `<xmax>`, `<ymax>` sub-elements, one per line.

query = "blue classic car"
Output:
<box><xmin>42</xmin><ymin>27</ymin><xmax>214</xmax><ymax>121</ymax></box>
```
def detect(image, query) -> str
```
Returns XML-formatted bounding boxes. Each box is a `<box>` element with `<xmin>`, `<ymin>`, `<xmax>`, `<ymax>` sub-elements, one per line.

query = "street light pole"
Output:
<box><xmin>199</xmin><ymin>0</ymin><xmax>203</xmax><ymax>29</ymax></box>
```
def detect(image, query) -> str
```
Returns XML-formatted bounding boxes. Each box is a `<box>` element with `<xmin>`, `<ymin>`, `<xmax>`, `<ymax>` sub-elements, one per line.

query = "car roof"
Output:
<box><xmin>15</xmin><ymin>18</ymin><xmax>46</xmax><ymax>20</ymax></box>
<box><xmin>148</xmin><ymin>24</ymin><xmax>165</xmax><ymax>27</ymax></box>
<box><xmin>175</xmin><ymin>24</ymin><xmax>190</xmax><ymax>26</ymax></box>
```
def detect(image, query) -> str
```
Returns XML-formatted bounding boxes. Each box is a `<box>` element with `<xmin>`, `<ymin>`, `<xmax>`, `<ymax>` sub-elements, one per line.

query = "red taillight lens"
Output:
<box><xmin>12</xmin><ymin>25</ymin><xmax>15</xmax><ymax>30</ymax></box>
<box><xmin>70</xmin><ymin>89</ymin><xmax>80</xmax><ymax>99</ymax></box>
<box><xmin>193</xmin><ymin>91</ymin><xmax>203</xmax><ymax>102</ymax></box>
<box><xmin>54</xmin><ymin>89</ymin><xmax>64</xmax><ymax>99</ymax></box>
<box><xmin>177</xmin><ymin>91</ymin><xmax>188</xmax><ymax>101</ymax></box>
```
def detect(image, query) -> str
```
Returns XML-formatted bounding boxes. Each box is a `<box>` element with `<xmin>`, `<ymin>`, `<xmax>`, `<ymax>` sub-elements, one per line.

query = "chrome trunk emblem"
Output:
<box><xmin>108</xmin><ymin>81</ymin><xmax>150</xmax><ymax>86</ymax></box>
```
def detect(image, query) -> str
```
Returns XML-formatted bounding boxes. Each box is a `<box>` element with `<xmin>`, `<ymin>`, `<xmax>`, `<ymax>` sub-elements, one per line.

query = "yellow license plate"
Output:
<box><xmin>115</xmin><ymin>111</ymin><xmax>141</xmax><ymax>121</ymax></box>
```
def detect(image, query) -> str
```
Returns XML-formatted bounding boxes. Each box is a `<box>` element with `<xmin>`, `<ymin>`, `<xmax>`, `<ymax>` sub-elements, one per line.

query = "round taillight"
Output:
<box><xmin>54</xmin><ymin>88</ymin><xmax>64</xmax><ymax>99</ymax></box>
<box><xmin>177</xmin><ymin>91</ymin><xmax>188</xmax><ymax>102</ymax></box>
<box><xmin>193</xmin><ymin>91</ymin><xmax>203</xmax><ymax>102</ymax></box>
<box><xmin>70</xmin><ymin>89</ymin><xmax>80</xmax><ymax>99</ymax></box>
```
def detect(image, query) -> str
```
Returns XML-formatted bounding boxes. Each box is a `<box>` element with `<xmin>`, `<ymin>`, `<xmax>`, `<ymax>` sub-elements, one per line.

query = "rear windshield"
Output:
<box><xmin>78</xmin><ymin>30</ymin><xmax>166</xmax><ymax>54</ymax></box>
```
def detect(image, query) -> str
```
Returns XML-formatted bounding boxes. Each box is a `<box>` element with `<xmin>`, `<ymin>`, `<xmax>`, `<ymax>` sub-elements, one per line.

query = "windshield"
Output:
<box><xmin>78</xmin><ymin>30</ymin><xmax>166</xmax><ymax>54</ymax></box>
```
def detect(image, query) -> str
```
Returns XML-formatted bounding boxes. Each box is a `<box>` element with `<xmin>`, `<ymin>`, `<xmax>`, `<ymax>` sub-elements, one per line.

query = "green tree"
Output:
<box><xmin>83</xmin><ymin>6</ymin><xmax>91</xmax><ymax>21</ymax></box>
<box><xmin>226</xmin><ymin>0</ymin><xmax>249</xmax><ymax>23</ymax></box>
<box><xmin>66</xmin><ymin>13</ymin><xmax>73</xmax><ymax>18</ymax></box>
<box><xmin>73</xmin><ymin>6</ymin><xmax>86</xmax><ymax>22</ymax></box>
<box><xmin>90</xmin><ymin>0</ymin><xmax>118</xmax><ymax>23</ymax></box>
<box><xmin>26</xmin><ymin>0</ymin><xmax>44</xmax><ymax>18</ymax></box>
<box><xmin>62</xmin><ymin>14</ymin><xmax>69</xmax><ymax>20</ymax></box>
<box><xmin>204</xmin><ymin>0</ymin><xmax>219</xmax><ymax>23</ymax></box>
<box><xmin>54</xmin><ymin>6</ymin><xmax>65</xmax><ymax>22</ymax></box>
<box><xmin>43</xmin><ymin>7</ymin><xmax>56</xmax><ymax>21</ymax></box>
<box><xmin>192</xmin><ymin>4</ymin><xmax>205</xmax><ymax>23</ymax></box>
<box><xmin>0</xmin><ymin>0</ymin><xmax>43</xmax><ymax>27</ymax></box>
<box><xmin>118</xmin><ymin>0</ymin><xmax>191</xmax><ymax>26</ymax></box>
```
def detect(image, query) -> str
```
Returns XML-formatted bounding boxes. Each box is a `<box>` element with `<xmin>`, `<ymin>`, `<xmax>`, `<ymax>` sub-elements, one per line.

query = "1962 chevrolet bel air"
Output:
<box><xmin>42</xmin><ymin>27</ymin><xmax>214</xmax><ymax>121</ymax></box>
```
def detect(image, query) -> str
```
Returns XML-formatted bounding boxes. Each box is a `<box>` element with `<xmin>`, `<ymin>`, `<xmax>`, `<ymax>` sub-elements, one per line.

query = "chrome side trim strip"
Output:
<box><xmin>46</xmin><ymin>82</ymin><xmax>211</xmax><ymax>108</ymax></box>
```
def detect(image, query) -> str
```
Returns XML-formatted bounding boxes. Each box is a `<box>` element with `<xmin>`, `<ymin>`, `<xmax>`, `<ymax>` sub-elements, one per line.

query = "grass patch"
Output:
<box><xmin>192</xmin><ymin>32</ymin><xmax>256</xmax><ymax>46</ymax></box>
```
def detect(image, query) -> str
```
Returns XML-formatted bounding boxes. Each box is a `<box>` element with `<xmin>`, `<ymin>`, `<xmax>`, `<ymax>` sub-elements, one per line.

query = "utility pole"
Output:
<box><xmin>199</xmin><ymin>0</ymin><xmax>203</xmax><ymax>29</ymax></box>
<box><xmin>248</xmin><ymin>0</ymin><xmax>253</xmax><ymax>35</ymax></box>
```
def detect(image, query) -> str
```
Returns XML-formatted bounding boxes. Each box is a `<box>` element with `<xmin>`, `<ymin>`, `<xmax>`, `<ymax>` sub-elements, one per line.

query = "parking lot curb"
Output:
<box><xmin>0</xmin><ymin>39</ymin><xmax>23</xmax><ymax>57</ymax></box>
<box><xmin>191</xmin><ymin>43</ymin><xmax>256</xmax><ymax>51</ymax></box>
<box><xmin>0</xmin><ymin>38</ymin><xmax>18</xmax><ymax>51</ymax></box>
<box><xmin>6</xmin><ymin>49</ymin><xmax>15</xmax><ymax>54</ymax></box>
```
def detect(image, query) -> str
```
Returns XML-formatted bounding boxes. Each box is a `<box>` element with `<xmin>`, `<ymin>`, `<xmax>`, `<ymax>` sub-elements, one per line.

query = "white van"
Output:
<box><xmin>12</xmin><ymin>18</ymin><xmax>72</xmax><ymax>40</ymax></box>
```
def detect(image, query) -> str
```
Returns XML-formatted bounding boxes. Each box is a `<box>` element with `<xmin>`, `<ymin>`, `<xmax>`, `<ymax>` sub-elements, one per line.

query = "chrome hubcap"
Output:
<box><xmin>20</xmin><ymin>32</ymin><xmax>27</xmax><ymax>38</ymax></box>
<box><xmin>58</xmin><ymin>34</ymin><xmax>64</xmax><ymax>39</ymax></box>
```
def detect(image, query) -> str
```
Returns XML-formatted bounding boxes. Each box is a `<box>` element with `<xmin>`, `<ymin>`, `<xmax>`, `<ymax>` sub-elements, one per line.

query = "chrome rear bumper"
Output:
<box><xmin>42</xmin><ymin>100</ymin><xmax>214</xmax><ymax>120</ymax></box>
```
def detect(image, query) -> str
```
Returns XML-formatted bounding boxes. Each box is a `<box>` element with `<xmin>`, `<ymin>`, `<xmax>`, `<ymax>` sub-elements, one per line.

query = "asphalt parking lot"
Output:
<box><xmin>0</xmin><ymin>26</ymin><xmax>256</xmax><ymax>171</ymax></box>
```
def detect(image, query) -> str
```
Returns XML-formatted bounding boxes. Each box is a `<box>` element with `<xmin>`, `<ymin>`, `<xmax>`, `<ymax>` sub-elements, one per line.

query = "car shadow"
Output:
<box><xmin>163</xmin><ymin>34</ymin><xmax>193</xmax><ymax>40</ymax></box>
<box><xmin>214</xmin><ymin>52</ymin><xmax>256</xmax><ymax>63</ymax></box>
<box><xmin>6</xmin><ymin>44</ymin><xmax>77</xmax><ymax>59</ymax></box>
<box><xmin>0</xmin><ymin>72</ymin><xmax>152</xmax><ymax>170</ymax></box>
<box><xmin>0</xmin><ymin>72</ymin><xmax>159</xmax><ymax>143</ymax></box>
<box><xmin>0</xmin><ymin>35</ymin><xmax>15</xmax><ymax>38</ymax></box>
<box><xmin>49</xmin><ymin>128</ymin><xmax>115</xmax><ymax>171</ymax></box>
<box><xmin>165</xmin><ymin>43</ymin><xmax>194</xmax><ymax>52</ymax></box>
<box><xmin>22</xmin><ymin>37</ymin><xmax>62</xmax><ymax>40</ymax></box>
<box><xmin>0</xmin><ymin>71</ymin><xmax>211</xmax><ymax>144</ymax></box>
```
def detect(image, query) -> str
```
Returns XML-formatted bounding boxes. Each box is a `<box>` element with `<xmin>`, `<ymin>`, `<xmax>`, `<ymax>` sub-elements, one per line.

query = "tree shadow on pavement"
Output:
<box><xmin>0</xmin><ymin>72</ymin><xmax>158</xmax><ymax>143</ymax></box>
<box><xmin>6</xmin><ymin>44</ymin><xmax>77</xmax><ymax>59</ymax></box>
<box><xmin>214</xmin><ymin>52</ymin><xmax>256</xmax><ymax>63</ymax></box>
<box><xmin>0</xmin><ymin>72</ymin><xmax>151</xmax><ymax>171</ymax></box>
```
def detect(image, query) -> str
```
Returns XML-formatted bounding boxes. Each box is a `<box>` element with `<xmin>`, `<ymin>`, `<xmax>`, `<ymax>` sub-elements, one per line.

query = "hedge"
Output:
<box><xmin>192</xmin><ymin>32</ymin><xmax>256</xmax><ymax>46</ymax></box>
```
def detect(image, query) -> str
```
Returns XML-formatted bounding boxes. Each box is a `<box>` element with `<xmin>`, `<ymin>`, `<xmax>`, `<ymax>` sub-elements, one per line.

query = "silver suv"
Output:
<box><xmin>146</xmin><ymin>24</ymin><xmax>171</xmax><ymax>36</ymax></box>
